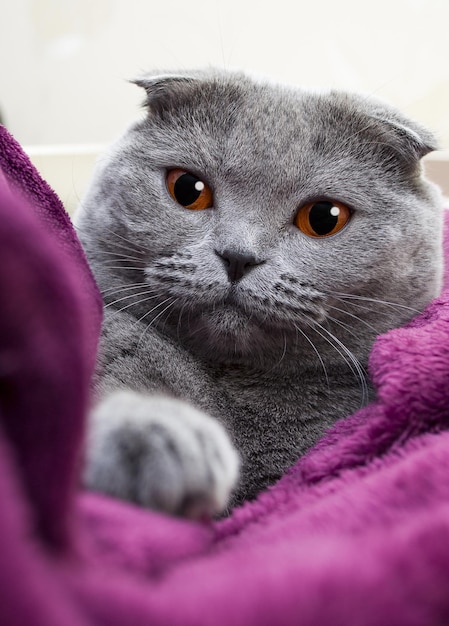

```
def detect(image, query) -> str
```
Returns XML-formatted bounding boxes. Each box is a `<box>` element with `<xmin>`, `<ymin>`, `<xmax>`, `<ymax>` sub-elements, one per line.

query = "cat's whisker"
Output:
<box><xmin>307</xmin><ymin>320</ymin><xmax>369</xmax><ymax>407</ymax></box>
<box><xmin>281</xmin><ymin>332</ymin><xmax>287</xmax><ymax>367</ymax></box>
<box><xmin>158</xmin><ymin>299</ymin><xmax>178</xmax><ymax>336</ymax></box>
<box><xmin>104</xmin><ymin>287</ymin><xmax>163</xmax><ymax>309</ymax></box>
<box><xmin>293</xmin><ymin>323</ymin><xmax>330</xmax><ymax>389</ymax></box>
<box><xmin>98</xmin><ymin>265</ymin><xmax>146</xmax><ymax>271</ymax></box>
<box><xmin>327</xmin><ymin>315</ymin><xmax>359</xmax><ymax>335</ymax></box>
<box><xmin>109</xmin><ymin>293</ymin><xmax>164</xmax><ymax>315</ymax></box>
<box><xmin>92</xmin><ymin>254</ymin><xmax>144</xmax><ymax>267</ymax></box>
<box><xmin>186</xmin><ymin>307</ymin><xmax>193</xmax><ymax>337</ymax></box>
<box><xmin>137</xmin><ymin>298</ymin><xmax>178</xmax><ymax>346</ymax></box>
<box><xmin>151</xmin><ymin>302</ymin><xmax>178</xmax><ymax>338</ymax></box>
<box><xmin>331</xmin><ymin>296</ymin><xmax>414</xmax><ymax>323</ymax></box>
<box><xmin>98</xmin><ymin>238</ymin><xmax>145</xmax><ymax>259</ymax></box>
<box><xmin>330</xmin><ymin>296</ymin><xmax>377</xmax><ymax>316</ymax></box>
<box><xmin>327</xmin><ymin>304</ymin><xmax>381</xmax><ymax>335</ymax></box>
<box><xmin>135</xmin><ymin>296</ymin><xmax>176</xmax><ymax>327</ymax></box>
<box><xmin>94</xmin><ymin>250</ymin><xmax>144</xmax><ymax>263</ymax></box>
<box><xmin>176</xmin><ymin>301</ymin><xmax>189</xmax><ymax>342</ymax></box>
<box><xmin>102</xmin><ymin>225</ymin><xmax>149</xmax><ymax>254</ymax></box>
<box><xmin>326</xmin><ymin>313</ymin><xmax>379</xmax><ymax>365</ymax></box>
<box><xmin>329</xmin><ymin>292</ymin><xmax>422</xmax><ymax>316</ymax></box>
<box><xmin>263</xmin><ymin>331</ymin><xmax>288</xmax><ymax>374</ymax></box>
<box><xmin>101</xmin><ymin>282</ymin><xmax>150</xmax><ymax>296</ymax></box>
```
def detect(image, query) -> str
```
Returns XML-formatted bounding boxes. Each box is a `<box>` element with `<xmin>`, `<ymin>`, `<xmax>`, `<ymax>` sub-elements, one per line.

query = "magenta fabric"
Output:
<box><xmin>1</xmin><ymin>125</ymin><xmax>449</xmax><ymax>625</ymax></box>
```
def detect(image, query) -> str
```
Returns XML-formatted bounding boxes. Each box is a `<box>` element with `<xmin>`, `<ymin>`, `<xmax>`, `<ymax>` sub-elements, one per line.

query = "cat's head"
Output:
<box><xmin>75</xmin><ymin>69</ymin><xmax>443</xmax><ymax>368</ymax></box>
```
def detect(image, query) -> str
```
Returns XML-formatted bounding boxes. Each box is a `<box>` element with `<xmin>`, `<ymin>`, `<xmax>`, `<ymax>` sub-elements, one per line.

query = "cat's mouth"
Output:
<box><xmin>180</xmin><ymin>293</ymin><xmax>327</xmax><ymax>363</ymax></box>
<box><xmin>222</xmin><ymin>288</ymin><xmax>241</xmax><ymax>308</ymax></box>
<box><xmin>154</xmin><ymin>280</ymin><xmax>335</xmax><ymax>363</ymax></box>
<box><xmin>202</xmin><ymin>282</ymin><xmax>327</xmax><ymax>330</ymax></box>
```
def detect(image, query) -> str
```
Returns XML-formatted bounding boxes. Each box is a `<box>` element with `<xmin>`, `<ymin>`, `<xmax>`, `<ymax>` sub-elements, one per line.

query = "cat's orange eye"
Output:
<box><xmin>166</xmin><ymin>169</ymin><xmax>213</xmax><ymax>211</ymax></box>
<box><xmin>295</xmin><ymin>200</ymin><xmax>351</xmax><ymax>238</ymax></box>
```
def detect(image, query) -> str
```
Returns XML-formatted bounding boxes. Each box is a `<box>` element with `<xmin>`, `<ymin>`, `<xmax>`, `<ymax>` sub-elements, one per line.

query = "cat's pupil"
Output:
<box><xmin>309</xmin><ymin>201</ymin><xmax>340</xmax><ymax>235</ymax></box>
<box><xmin>174</xmin><ymin>173</ymin><xmax>203</xmax><ymax>207</ymax></box>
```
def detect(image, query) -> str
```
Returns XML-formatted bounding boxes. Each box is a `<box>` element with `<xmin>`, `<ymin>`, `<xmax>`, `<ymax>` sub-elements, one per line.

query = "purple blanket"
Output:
<box><xmin>1</xmin><ymin>125</ymin><xmax>449</xmax><ymax>626</ymax></box>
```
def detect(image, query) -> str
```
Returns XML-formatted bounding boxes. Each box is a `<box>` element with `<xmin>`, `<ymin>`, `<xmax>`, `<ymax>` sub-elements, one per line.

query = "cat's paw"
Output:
<box><xmin>83</xmin><ymin>390</ymin><xmax>239</xmax><ymax>518</ymax></box>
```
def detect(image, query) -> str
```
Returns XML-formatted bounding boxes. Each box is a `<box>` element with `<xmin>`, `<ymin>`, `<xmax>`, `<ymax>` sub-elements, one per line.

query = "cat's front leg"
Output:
<box><xmin>83</xmin><ymin>390</ymin><xmax>239</xmax><ymax>518</ymax></box>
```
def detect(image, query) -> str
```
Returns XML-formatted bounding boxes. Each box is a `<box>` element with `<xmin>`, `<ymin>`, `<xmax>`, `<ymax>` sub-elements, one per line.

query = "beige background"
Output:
<box><xmin>1</xmin><ymin>0</ymin><xmax>449</xmax><ymax>147</ymax></box>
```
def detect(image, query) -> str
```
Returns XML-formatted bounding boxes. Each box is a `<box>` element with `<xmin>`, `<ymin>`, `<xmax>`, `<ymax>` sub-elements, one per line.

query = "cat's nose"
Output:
<box><xmin>215</xmin><ymin>249</ymin><xmax>265</xmax><ymax>283</ymax></box>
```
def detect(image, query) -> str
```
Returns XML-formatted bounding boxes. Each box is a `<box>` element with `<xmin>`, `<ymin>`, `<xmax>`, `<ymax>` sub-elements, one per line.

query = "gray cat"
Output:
<box><xmin>74</xmin><ymin>69</ymin><xmax>443</xmax><ymax>518</ymax></box>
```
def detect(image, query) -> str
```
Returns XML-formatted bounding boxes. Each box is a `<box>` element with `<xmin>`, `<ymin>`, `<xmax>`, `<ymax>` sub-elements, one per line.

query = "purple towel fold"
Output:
<box><xmin>1</xmin><ymin>125</ymin><xmax>449</xmax><ymax>625</ymax></box>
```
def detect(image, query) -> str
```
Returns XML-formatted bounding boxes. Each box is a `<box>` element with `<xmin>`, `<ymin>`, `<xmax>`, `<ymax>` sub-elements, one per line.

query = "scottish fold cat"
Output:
<box><xmin>74</xmin><ymin>69</ymin><xmax>443</xmax><ymax>518</ymax></box>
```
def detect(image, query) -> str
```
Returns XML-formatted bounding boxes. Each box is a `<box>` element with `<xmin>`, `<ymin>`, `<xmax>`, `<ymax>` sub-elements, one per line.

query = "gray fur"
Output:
<box><xmin>75</xmin><ymin>69</ymin><xmax>443</xmax><ymax>517</ymax></box>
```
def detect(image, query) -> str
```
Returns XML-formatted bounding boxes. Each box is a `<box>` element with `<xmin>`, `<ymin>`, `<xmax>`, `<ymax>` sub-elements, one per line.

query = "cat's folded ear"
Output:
<box><xmin>371</xmin><ymin>111</ymin><xmax>438</xmax><ymax>162</ymax></box>
<box><xmin>131</xmin><ymin>72</ymin><xmax>201</xmax><ymax>116</ymax></box>
<box><xmin>351</xmin><ymin>92</ymin><xmax>439</xmax><ymax>165</ymax></box>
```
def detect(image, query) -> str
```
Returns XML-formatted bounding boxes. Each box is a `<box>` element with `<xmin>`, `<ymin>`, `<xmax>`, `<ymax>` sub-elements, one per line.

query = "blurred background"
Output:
<box><xmin>1</xmin><ymin>0</ymin><xmax>448</xmax><ymax>211</ymax></box>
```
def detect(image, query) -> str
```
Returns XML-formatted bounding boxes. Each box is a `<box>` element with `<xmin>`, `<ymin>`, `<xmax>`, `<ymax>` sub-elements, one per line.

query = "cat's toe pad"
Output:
<box><xmin>83</xmin><ymin>390</ymin><xmax>239</xmax><ymax>518</ymax></box>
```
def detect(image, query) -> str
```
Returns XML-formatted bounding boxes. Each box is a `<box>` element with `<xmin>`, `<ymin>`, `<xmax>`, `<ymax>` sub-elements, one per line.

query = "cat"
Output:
<box><xmin>74</xmin><ymin>69</ymin><xmax>443</xmax><ymax>518</ymax></box>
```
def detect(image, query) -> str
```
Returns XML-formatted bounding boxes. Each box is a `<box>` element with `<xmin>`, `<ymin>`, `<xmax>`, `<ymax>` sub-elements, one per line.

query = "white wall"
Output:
<box><xmin>1</xmin><ymin>0</ymin><xmax>449</xmax><ymax>148</ymax></box>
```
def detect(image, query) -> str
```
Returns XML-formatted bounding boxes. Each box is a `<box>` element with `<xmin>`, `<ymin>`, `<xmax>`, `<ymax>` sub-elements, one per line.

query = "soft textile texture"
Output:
<box><xmin>1</xmin><ymin>125</ymin><xmax>449</xmax><ymax>625</ymax></box>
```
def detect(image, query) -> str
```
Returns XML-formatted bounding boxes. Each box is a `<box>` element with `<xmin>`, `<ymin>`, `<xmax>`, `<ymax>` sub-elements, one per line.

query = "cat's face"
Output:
<box><xmin>76</xmin><ymin>71</ymin><xmax>443</xmax><ymax>367</ymax></box>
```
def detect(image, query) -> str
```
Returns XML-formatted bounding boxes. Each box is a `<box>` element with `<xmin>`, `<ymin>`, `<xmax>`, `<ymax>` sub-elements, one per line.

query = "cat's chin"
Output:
<box><xmin>181</xmin><ymin>307</ymin><xmax>286</xmax><ymax>363</ymax></box>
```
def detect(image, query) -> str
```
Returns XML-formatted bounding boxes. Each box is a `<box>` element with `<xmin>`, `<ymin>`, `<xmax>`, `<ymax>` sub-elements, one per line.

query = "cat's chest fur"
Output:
<box><xmin>207</xmin><ymin>363</ymin><xmax>365</xmax><ymax>503</ymax></box>
<box><xmin>98</xmin><ymin>308</ymin><xmax>366</xmax><ymax>503</ymax></box>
